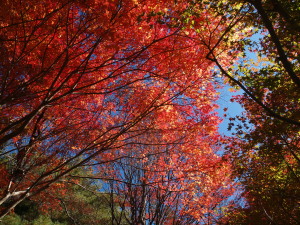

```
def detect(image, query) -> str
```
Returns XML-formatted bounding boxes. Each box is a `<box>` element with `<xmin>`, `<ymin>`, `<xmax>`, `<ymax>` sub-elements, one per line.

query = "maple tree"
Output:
<box><xmin>0</xmin><ymin>0</ymin><xmax>237</xmax><ymax>222</ymax></box>
<box><xmin>199</xmin><ymin>0</ymin><xmax>300</xmax><ymax>224</ymax></box>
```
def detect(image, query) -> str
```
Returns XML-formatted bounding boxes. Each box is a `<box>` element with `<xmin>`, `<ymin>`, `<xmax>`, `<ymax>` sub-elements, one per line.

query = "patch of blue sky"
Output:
<box><xmin>216</xmin><ymin>86</ymin><xmax>244</xmax><ymax>136</ymax></box>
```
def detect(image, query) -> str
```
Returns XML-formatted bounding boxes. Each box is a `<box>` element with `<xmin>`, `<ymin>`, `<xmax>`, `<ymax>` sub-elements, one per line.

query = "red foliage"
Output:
<box><xmin>0</xmin><ymin>0</ymin><xmax>236</xmax><ymax>221</ymax></box>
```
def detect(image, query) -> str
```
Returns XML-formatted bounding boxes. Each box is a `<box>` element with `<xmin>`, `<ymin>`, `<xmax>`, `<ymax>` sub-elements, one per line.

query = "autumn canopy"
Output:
<box><xmin>0</xmin><ymin>0</ymin><xmax>299</xmax><ymax>224</ymax></box>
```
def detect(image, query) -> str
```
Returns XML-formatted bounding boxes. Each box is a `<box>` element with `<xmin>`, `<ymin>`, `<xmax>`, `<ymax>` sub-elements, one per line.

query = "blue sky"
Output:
<box><xmin>216</xmin><ymin>86</ymin><xmax>244</xmax><ymax>135</ymax></box>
